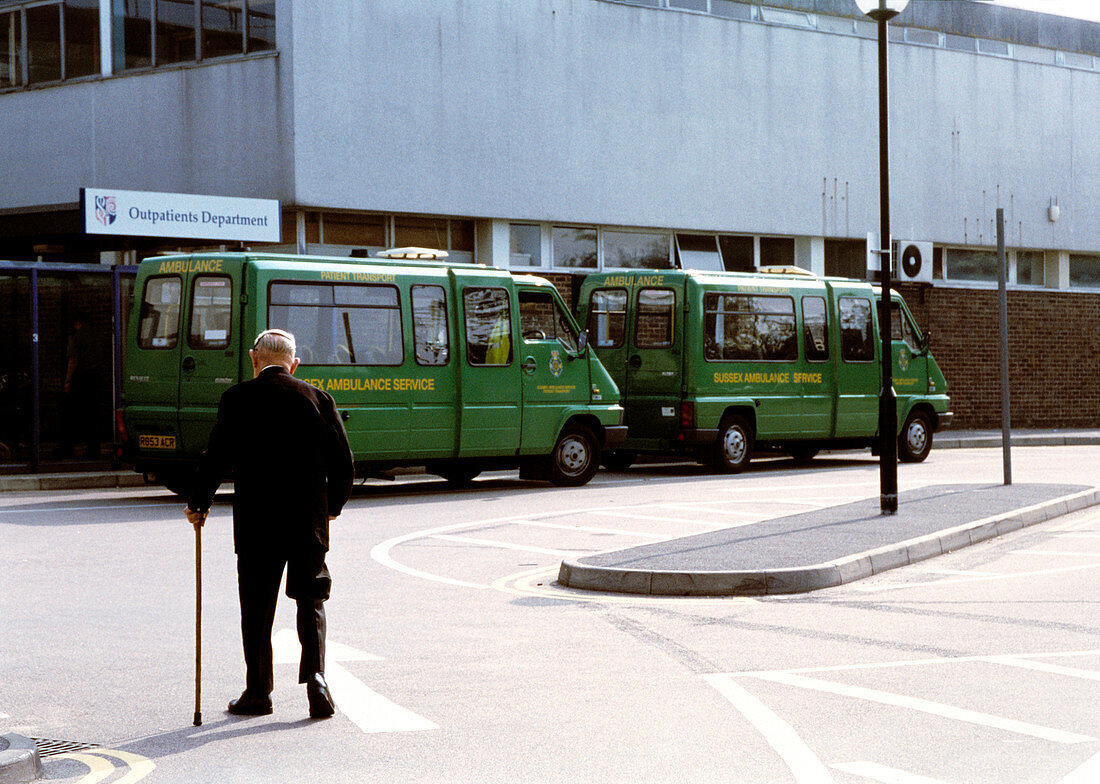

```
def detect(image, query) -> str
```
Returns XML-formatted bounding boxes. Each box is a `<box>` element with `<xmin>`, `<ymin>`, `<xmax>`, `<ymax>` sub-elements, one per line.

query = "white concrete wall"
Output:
<box><xmin>0</xmin><ymin>54</ymin><xmax>286</xmax><ymax>209</ymax></box>
<box><xmin>287</xmin><ymin>0</ymin><xmax>1100</xmax><ymax>252</ymax></box>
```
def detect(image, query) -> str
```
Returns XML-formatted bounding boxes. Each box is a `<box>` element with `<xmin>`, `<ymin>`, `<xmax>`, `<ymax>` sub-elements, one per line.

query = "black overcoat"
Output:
<box><xmin>188</xmin><ymin>365</ymin><xmax>354</xmax><ymax>555</ymax></box>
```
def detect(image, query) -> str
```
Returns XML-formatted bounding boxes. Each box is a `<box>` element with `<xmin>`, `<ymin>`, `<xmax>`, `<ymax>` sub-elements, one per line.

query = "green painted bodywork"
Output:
<box><xmin>576</xmin><ymin>268</ymin><xmax>951</xmax><ymax>455</ymax></box>
<box><xmin>122</xmin><ymin>253</ymin><xmax>623</xmax><ymax>485</ymax></box>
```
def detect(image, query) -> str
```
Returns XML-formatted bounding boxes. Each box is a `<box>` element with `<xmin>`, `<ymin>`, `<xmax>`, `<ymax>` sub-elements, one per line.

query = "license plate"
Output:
<box><xmin>138</xmin><ymin>434</ymin><xmax>177</xmax><ymax>449</ymax></box>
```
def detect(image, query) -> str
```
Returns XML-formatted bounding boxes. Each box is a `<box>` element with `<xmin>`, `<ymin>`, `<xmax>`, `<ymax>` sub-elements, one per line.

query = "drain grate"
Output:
<box><xmin>30</xmin><ymin>738</ymin><xmax>99</xmax><ymax>757</ymax></box>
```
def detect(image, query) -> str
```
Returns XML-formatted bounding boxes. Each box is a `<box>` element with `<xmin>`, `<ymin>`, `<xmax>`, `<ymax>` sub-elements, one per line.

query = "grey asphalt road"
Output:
<box><xmin>2</xmin><ymin>445</ymin><xmax>1100</xmax><ymax>783</ymax></box>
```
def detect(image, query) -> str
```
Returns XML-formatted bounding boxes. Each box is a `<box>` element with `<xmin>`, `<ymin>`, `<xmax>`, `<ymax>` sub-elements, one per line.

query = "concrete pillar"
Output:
<box><xmin>795</xmin><ymin>236</ymin><xmax>826</xmax><ymax>275</ymax></box>
<box><xmin>1045</xmin><ymin>250</ymin><xmax>1069</xmax><ymax>289</ymax></box>
<box><xmin>475</xmin><ymin>219</ymin><xmax>511</xmax><ymax>268</ymax></box>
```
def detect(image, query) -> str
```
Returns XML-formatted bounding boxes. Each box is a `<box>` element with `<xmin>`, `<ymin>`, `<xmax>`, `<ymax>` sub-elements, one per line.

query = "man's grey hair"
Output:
<box><xmin>252</xmin><ymin>328</ymin><xmax>296</xmax><ymax>359</ymax></box>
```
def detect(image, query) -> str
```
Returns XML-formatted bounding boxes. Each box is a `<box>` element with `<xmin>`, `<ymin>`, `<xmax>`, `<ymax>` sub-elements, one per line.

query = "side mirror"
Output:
<box><xmin>919</xmin><ymin>329</ymin><xmax>932</xmax><ymax>352</ymax></box>
<box><xmin>577</xmin><ymin>331</ymin><xmax>589</xmax><ymax>355</ymax></box>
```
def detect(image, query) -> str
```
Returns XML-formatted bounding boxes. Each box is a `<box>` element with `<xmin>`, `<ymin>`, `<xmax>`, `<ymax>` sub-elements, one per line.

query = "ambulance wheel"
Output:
<box><xmin>601</xmin><ymin>449</ymin><xmax>637</xmax><ymax>471</ymax></box>
<box><xmin>787</xmin><ymin>444</ymin><xmax>819</xmax><ymax>464</ymax></box>
<box><xmin>437</xmin><ymin>465</ymin><xmax>482</xmax><ymax>486</ymax></box>
<box><xmin>898</xmin><ymin>410</ymin><xmax>932</xmax><ymax>463</ymax></box>
<box><xmin>159</xmin><ymin>472</ymin><xmax>191</xmax><ymax>497</ymax></box>
<box><xmin>547</xmin><ymin>425</ymin><xmax>600</xmax><ymax>487</ymax></box>
<box><xmin>713</xmin><ymin>415</ymin><xmax>753</xmax><ymax>474</ymax></box>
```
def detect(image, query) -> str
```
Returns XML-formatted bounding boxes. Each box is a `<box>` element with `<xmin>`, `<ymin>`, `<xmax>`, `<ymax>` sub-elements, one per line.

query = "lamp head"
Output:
<box><xmin>854</xmin><ymin>0</ymin><xmax>909</xmax><ymax>21</ymax></box>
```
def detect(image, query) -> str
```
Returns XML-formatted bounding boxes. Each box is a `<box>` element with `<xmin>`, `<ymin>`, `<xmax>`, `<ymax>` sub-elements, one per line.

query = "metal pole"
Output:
<box><xmin>111</xmin><ymin>265</ymin><xmax>123</xmax><ymax>469</ymax></box>
<box><xmin>876</xmin><ymin>16</ymin><xmax>898</xmax><ymax>514</ymax></box>
<box><xmin>996</xmin><ymin>208</ymin><xmax>1012</xmax><ymax>485</ymax></box>
<box><xmin>30</xmin><ymin>268</ymin><xmax>40</xmax><ymax>473</ymax></box>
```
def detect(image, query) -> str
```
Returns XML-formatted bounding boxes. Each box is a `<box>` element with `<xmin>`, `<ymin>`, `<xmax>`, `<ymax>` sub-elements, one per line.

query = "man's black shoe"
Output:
<box><xmin>227</xmin><ymin>691</ymin><xmax>273</xmax><ymax>716</ymax></box>
<box><xmin>307</xmin><ymin>673</ymin><xmax>335</xmax><ymax>719</ymax></box>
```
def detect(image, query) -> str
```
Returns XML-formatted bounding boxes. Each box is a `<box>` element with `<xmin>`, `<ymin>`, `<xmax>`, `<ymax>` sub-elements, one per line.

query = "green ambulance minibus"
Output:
<box><xmin>576</xmin><ymin>267</ymin><xmax>952</xmax><ymax>472</ymax></box>
<box><xmin>121</xmin><ymin>249</ymin><xmax>626</xmax><ymax>492</ymax></box>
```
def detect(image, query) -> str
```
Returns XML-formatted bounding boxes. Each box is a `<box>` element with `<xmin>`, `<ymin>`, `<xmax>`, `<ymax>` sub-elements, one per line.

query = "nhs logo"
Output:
<box><xmin>94</xmin><ymin>194</ymin><xmax>117</xmax><ymax>227</ymax></box>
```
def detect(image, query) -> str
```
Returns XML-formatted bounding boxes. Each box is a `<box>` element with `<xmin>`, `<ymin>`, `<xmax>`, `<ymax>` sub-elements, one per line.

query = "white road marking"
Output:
<box><xmin>744</xmin><ymin>671</ymin><xmax>1093</xmax><ymax>744</ymax></box>
<box><xmin>511</xmin><ymin>519</ymin><xmax>670</xmax><ymax>539</ymax></box>
<box><xmin>853</xmin><ymin>562</ymin><xmax>1100</xmax><ymax>592</ymax></box>
<box><xmin>1011</xmin><ymin>549</ymin><xmax>1100</xmax><ymax>557</ymax></box>
<box><xmin>49</xmin><ymin>749</ymin><xmax>155</xmax><ymax>784</ymax></box>
<box><xmin>272</xmin><ymin>629</ymin><xmax>436</xmax><ymax>734</ymax></box>
<box><xmin>1056</xmin><ymin>533</ymin><xmax>1100</xmax><ymax>539</ymax></box>
<box><xmin>703</xmin><ymin>674</ymin><xmax>835</xmax><ymax>784</ymax></box>
<box><xmin>1058</xmin><ymin>750</ymin><xmax>1100</xmax><ymax>784</ymax></box>
<box><xmin>923</xmin><ymin>569</ymin><xmax>1001</xmax><ymax>577</ymax></box>
<box><xmin>735</xmin><ymin>649</ymin><xmax>1100</xmax><ymax>678</ymax></box>
<box><xmin>430</xmin><ymin>533</ymin><xmax>580</xmax><ymax>557</ymax></box>
<box><xmin>984</xmin><ymin>656</ymin><xmax>1100</xmax><ymax>681</ymax></box>
<box><xmin>589</xmin><ymin>509</ymin><xmax>726</xmax><ymax>527</ymax></box>
<box><xmin>831</xmin><ymin>760</ymin><xmax>951</xmax><ymax>784</ymax></box>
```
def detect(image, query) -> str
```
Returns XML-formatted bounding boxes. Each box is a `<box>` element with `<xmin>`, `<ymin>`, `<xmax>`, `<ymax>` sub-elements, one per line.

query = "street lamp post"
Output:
<box><xmin>854</xmin><ymin>0</ymin><xmax>909</xmax><ymax>515</ymax></box>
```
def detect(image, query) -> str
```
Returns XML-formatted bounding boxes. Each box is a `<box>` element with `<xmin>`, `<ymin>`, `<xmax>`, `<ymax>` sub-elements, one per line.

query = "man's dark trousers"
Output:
<box><xmin>237</xmin><ymin>548</ymin><xmax>330</xmax><ymax>694</ymax></box>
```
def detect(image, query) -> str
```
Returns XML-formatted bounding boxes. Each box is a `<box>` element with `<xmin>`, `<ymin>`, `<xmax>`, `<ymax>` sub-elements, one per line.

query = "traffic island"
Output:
<box><xmin>0</xmin><ymin>734</ymin><xmax>42</xmax><ymax>784</ymax></box>
<box><xmin>558</xmin><ymin>483</ymin><xmax>1100</xmax><ymax>596</ymax></box>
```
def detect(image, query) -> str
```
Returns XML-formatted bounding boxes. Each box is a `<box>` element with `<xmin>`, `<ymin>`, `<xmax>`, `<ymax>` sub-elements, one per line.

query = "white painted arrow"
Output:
<box><xmin>273</xmin><ymin>629</ymin><xmax>438</xmax><ymax>733</ymax></box>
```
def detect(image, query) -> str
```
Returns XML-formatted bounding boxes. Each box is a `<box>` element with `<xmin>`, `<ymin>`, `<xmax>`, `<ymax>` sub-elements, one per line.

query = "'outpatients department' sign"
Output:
<box><xmin>81</xmin><ymin>187</ymin><xmax>280</xmax><ymax>243</ymax></box>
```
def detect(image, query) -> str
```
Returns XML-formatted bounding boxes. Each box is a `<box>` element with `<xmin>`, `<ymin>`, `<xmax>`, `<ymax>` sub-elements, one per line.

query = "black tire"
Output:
<box><xmin>159</xmin><ymin>472</ymin><xmax>192</xmax><ymax>497</ymax></box>
<box><xmin>898</xmin><ymin>410</ymin><xmax>933</xmax><ymax>463</ymax></box>
<box><xmin>601</xmin><ymin>449</ymin><xmax>637</xmax><ymax>471</ymax></box>
<box><xmin>437</xmin><ymin>464</ymin><xmax>482</xmax><ymax>487</ymax></box>
<box><xmin>546</xmin><ymin>425</ymin><xmax>601</xmax><ymax>487</ymax></box>
<box><xmin>787</xmin><ymin>444</ymin><xmax>819</xmax><ymax>464</ymax></box>
<box><xmin>713</xmin><ymin>415</ymin><xmax>753</xmax><ymax>473</ymax></box>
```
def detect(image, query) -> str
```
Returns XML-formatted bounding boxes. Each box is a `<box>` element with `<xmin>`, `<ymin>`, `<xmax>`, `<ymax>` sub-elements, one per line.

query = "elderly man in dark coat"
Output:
<box><xmin>186</xmin><ymin>328</ymin><xmax>354</xmax><ymax>719</ymax></box>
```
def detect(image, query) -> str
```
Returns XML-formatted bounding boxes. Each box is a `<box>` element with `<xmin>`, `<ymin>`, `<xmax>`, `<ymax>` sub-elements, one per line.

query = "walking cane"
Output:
<box><xmin>193</xmin><ymin>515</ymin><xmax>203</xmax><ymax>726</ymax></box>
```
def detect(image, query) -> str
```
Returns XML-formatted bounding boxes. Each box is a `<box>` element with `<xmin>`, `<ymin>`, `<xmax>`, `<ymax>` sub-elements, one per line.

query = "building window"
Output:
<box><xmin>1</xmin><ymin>1</ymin><xmax>99</xmax><ymax>87</ymax></box>
<box><xmin>114</xmin><ymin>0</ymin><xmax>274</xmax><ymax>72</ymax></box>
<box><xmin>760</xmin><ymin>237</ymin><xmax>795</xmax><ymax>268</ymax></box>
<box><xmin>322</xmin><ymin>213</ymin><xmax>386</xmax><ymax>248</ymax></box>
<box><xmin>1070</xmin><ymin>254</ymin><xmax>1100</xmax><ymax>288</ymax></box>
<box><xmin>552</xmin><ymin>226</ymin><xmax>597</xmax><ymax>269</ymax></box>
<box><xmin>509</xmin><ymin>224</ymin><xmax>541</xmax><ymax>267</ymax></box>
<box><xmin>718</xmin><ymin>235</ymin><xmax>755</xmax><ymax>272</ymax></box>
<box><xmin>825</xmin><ymin>239</ymin><xmax>866</xmax><ymax>279</ymax></box>
<box><xmin>945</xmin><ymin>248</ymin><xmax>997</xmax><ymax>282</ymax></box>
<box><xmin>1014</xmin><ymin>250</ymin><xmax>1044</xmax><ymax>286</ymax></box>
<box><xmin>675</xmin><ymin>234</ymin><xmax>722</xmax><ymax>272</ymax></box>
<box><xmin>603</xmin><ymin>230</ymin><xmax>671</xmax><ymax>269</ymax></box>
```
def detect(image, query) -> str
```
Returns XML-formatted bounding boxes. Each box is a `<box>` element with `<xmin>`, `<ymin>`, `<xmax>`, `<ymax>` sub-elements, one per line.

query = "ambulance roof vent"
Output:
<box><xmin>375</xmin><ymin>247</ymin><xmax>449</xmax><ymax>260</ymax></box>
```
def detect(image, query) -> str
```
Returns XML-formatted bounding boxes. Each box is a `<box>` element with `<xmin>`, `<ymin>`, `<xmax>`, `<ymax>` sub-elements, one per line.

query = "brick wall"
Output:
<box><xmin>897</xmin><ymin>283</ymin><xmax>1100</xmax><ymax>429</ymax></box>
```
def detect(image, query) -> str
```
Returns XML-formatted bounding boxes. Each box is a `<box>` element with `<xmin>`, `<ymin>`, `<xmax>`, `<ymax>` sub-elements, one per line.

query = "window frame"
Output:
<box><xmin>187</xmin><ymin>273</ymin><xmax>233</xmax><ymax>350</ymax></box>
<box><xmin>586</xmin><ymin>288</ymin><xmax>628</xmax><ymax>349</ymax></box>
<box><xmin>634</xmin><ymin>287</ymin><xmax>676</xmax><ymax>349</ymax></box>
<box><xmin>462</xmin><ymin>286</ymin><xmax>513</xmax><ymax>367</ymax></box>
<box><xmin>702</xmin><ymin>292</ymin><xmax>797</xmax><ymax>363</ymax></box>
<box><xmin>267</xmin><ymin>280</ymin><xmax>404</xmax><ymax>368</ymax></box>
<box><xmin>411</xmin><ymin>284</ymin><xmax>450</xmax><ymax>367</ymax></box>
<box><xmin>137</xmin><ymin>274</ymin><xmax>182</xmax><ymax>350</ymax></box>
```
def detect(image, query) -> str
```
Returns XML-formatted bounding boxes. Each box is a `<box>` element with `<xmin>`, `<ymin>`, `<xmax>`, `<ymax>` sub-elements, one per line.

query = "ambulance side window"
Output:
<box><xmin>839</xmin><ymin>296</ymin><xmax>875</xmax><ymax>362</ymax></box>
<box><xmin>703</xmin><ymin>293</ymin><xmax>796</xmax><ymax>361</ymax></box>
<box><xmin>268</xmin><ymin>282</ymin><xmax>403</xmax><ymax>366</ymax></box>
<box><xmin>188</xmin><ymin>276</ymin><xmax>232</xmax><ymax>350</ymax></box>
<box><xmin>464</xmin><ymin>287</ymin><xmax>513</xmax><ymax>366</ymax></box>
<box><xmin>412</xmin><ymin>285</ymin><xmax>450</xmax><ymax>366</ymax></box>
<box><xmin>519</xmin><ymin>290</ymin><xmax>578</xmax><ymax>351</ymax></box>
<box><xmin>635</xmin><ymin>289</ymin><xmax>675</xmax><ymax>348</ymax></box>
<box><xmin>138</xmin><ymin>276</ymin><xmax>181</xmax><ymax>349</ymax></box>
<box><xmin>802</xmin><ymin>296</ymin><xmax>829</xmax><ymax>362</ymax></box>
<box><xmin>586</xmin><ymin>289</ymin><xmax>627</xmax><ymax>348</ymax></box>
